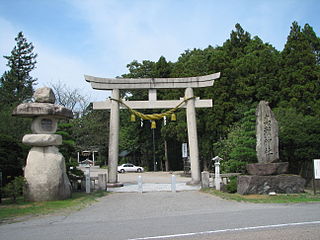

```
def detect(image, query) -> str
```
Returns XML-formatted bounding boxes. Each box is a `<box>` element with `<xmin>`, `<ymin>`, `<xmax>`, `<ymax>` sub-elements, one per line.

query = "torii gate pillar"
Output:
<box><xmin>108</xmin><ymin>89</ymin><xmax>122</xmax><ymax>186</ymax></box>
<box><xmin>185</xmin><ymin>87</ymin><xmax>200</xmax><ymax>184</ymax></box>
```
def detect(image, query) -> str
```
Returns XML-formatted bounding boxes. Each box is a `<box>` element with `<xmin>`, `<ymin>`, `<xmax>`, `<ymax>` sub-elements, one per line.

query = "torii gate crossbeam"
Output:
<box><xmin>85</xmin><ymin>73</ymin><xmax>220</xmax><ymax>186</ymax></box>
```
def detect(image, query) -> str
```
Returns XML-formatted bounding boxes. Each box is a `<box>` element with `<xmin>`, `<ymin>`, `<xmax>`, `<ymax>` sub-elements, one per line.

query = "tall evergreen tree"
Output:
<box><xmin>278</xmin><ymin>22</ymin><xmax>320</xmax><ymax>114</ymax></box>
<box><xmin>223</xmin><ymin>23</ymin><xmax>251</xmax><ymax>58</ymax></box>
<box><xmin>0</xmin><ymin>32</ymin><xmax>37</xmax><ymax>182</ymax></box>
<box><xmin>155</xmin><ymin>56</ymin><xmax>171</xmax><ymax>78</ymax></box>
<box><xmin>0</xmin><ymin>32</ymin><xmax>37</xmax><ymax>105</ymax></box>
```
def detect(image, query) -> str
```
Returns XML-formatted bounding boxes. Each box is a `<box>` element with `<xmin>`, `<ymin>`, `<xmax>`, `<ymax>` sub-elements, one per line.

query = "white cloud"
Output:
<box><xmin>70</xmin><ymin>0</ymin><xmax>212</xmax><ymax>74</ymax></box>
<box><xmin>33</xmin><ymin>41</ymin><xmax>110</xmax><ymax>101</ymax></box>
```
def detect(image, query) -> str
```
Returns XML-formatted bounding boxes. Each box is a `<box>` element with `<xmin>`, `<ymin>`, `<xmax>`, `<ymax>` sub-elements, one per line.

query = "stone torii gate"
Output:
<box><xmin>85</xmin><ymin>72</ymin><xmax>220</xmax><ymax>186</ymax></box>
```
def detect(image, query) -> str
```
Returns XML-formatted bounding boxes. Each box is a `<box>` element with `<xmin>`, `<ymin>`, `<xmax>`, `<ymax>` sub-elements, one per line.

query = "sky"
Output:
<box><xmin>0</xmin><ymin>0</ymin><xmax>320</xmax><ymax>101</ymax></box>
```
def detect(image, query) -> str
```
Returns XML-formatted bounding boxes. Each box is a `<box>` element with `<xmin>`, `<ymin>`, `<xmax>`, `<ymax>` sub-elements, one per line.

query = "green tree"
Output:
<box><xmin>274</xmin><ymin>107</ymin><xmax>320</xmax><ymax>179</ymax></box>
<box><xmin>213</xmin><ymin>109</ymin><xmax>257</xmax><ymax>173</ymax></box>
<box><xmin>0</xmin><ymin>134</ymin><xmax>28</xmax><ymax>185</ymax></box>
<box><xmin>121</xmin><ymin>58</ymin><xmax>170</xmax><ymax>170</ymax></box>
<box><xmin>56</xmin><ymin>123</ymin><xmax>76</xmax><ymax>162</ymax></box>
<box><xmin>3</xmin><ymin>176</ymin><xmax>26</xmax><ymax>203</ymax></box>
<box><xmin>0</xmin><ymin>32</ymin><xmax>37</xmax><ymax>105</ymax></box>
<box><xmin>155</xmin><ymin>56</ymin><xmax>172</xmax><ymax>78</ymax></box>
<box><xmin>278</xmin><ymin>22</ymin><xmax>320</xmax><ymax>114</ymax></box>
<box><xmin>223</xmin><ymin>23</ymin><xmax>251</xmax><ymax>59</ymax></box>
<box><xmin>71</xmin><ymin>108</ymin><xmax>110</xmax><ymax>166</ymax></box>
<box><xmin>0</xmin><ymin>32</ymin><xmax>37</xmax><ymax>183</ymax></box>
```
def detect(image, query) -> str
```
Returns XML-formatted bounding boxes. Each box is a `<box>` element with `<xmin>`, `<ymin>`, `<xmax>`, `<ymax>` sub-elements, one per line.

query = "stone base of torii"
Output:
<box><xmin>85</xmin><ymin>73</ymin><xmax>220</xmax><ymax>186</ymax></box>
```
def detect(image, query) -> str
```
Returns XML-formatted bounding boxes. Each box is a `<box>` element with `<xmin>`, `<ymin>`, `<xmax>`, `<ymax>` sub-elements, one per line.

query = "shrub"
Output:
<box><xmin>213</xmin><ymin>109</ymin><xmax>257</xmax><ymax>174</ymax></box>
<box><xmin>3</xmin><ymin>176</ymin><xmax>26</xmax><ymax>203</ymax></box>
<box><xmin>225</xmin><ymin>176</ymin><xmax>237</xmax><ymax>193</ymax></box>
<box><xmin>66</xmin><ymin>159</ymin><xmax>84</xmax><ymax>180</ymax></box>
<box><xmin>221</xmin><ymin>160</ymin><xmax>247</xmax><ymax>174</ymax></box>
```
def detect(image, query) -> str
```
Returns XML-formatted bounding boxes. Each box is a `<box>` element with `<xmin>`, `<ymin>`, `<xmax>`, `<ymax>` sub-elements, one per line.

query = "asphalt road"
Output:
<box><xmin>1</xmin><ymin>191</ymin><xmax>320</xmax><ymax>240</ymax></box>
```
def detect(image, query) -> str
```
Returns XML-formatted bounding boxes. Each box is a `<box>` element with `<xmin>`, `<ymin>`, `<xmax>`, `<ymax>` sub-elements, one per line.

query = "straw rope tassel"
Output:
<box><xmin>110</xmin><ymin>96</ymin><xmax>195</xmax><ymax>128</ymax></box>
<box><xmin>130</xmin><ymin>114</ymin><xmax>136</xmax><ymax>122</ymax></box>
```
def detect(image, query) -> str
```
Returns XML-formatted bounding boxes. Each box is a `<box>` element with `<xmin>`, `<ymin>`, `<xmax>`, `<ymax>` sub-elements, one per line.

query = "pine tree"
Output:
<box><xmin>278</xmin><ymin>22</ymin><xmax>320</xmax><ymax>114</ymax></box>
<box><xmin>0</xmin><ymin>32</ymin><xmax>37</xmax><ymax>105</ymax></box>
<box><xmin>155</xmin><ymin>56</ymin><xmax>171</xmax><ymax>78</ymax></box>
<box><xmin>223</xmin><ymin>23</ymin><xmax>251</xmax><ymax>58</ymax></box>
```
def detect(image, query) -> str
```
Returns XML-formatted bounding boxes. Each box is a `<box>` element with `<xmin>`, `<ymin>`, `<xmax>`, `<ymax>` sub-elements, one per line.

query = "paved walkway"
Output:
<box><xmin>112</xmin><ymin>171</ymin><xmax>200</xmax><ymax>192</ymax></box>
<box><xmin>80</xmin><ymin>167</ymin><xmax>201</xmax><ymax>192</ymax></box>
<box><xmin>108</xmin><ymin>182</ymin><xmax>201</xmax><ymax>192</ymax></box>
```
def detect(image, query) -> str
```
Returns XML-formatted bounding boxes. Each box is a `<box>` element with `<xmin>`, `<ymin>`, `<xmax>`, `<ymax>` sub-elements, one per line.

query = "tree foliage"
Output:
<box><xmin>0</xmin><ymin>32</ymin><xmax>37</xmax><ymax>105</ymax></box>
<box><xmin>278</xmin><ymin>22</ymin><xmax>320</xmax><ymax>114</ymax></box>
<box><xmin>213</xmin><ymin>109</ymin><xmax>257</xmax><ymax>173</ymax></box>
<box><xmin>0</xmin><ymin>32</ymin><xmax>37</xmax><ymax>182</ymax></box>
<box><xmin>0</xmin><ymin>134</ymin><xmax>27</xmax><ymax>185</ymax></box>
<box><xmin>274</xmin><ymin>107</ymin><xmax>320</xmax><ymax>177</ymax></box>
<box><xmin>70</xmin><ymin>107</ymin><xmax>110</xmax><ymax>165</ymax></box>
<box><xmin>2</xmin><ymin>176</ymin><xmax>26</xmax><ymax>203</ymax></box>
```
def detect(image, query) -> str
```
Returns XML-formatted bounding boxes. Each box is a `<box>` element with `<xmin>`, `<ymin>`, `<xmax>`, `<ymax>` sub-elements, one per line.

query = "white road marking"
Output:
<box><xmin>128</xmin><ymin>220</ymin><xmax>320</xmax><ymax>240</ymax></box>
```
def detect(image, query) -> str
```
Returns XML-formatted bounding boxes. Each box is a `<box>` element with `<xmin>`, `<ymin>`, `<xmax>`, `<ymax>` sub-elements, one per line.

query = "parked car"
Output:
<box><xmin>117</xmin><ymin>163</ymin><xmax>144</xmax><ymax>173</ymax></box>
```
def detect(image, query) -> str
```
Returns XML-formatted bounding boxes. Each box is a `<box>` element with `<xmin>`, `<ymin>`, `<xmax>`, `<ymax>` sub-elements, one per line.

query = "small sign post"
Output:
<box><xmin>138</xmin><ymin>175</ymin><xmax>143</xmax><ymax>193</ymax></box>
<box><xmin>182</xmin><ymin>143</ymin><xmax>188</xmax><ymax>158</ymax></box>
<box><xmin>171</xmin><ymin>175</ymin><xmax>176</xmax><ymax>193</ymax></box>
<box><xmin>313</xmin><ymin>159</ymin><xmax>320</xmax><ymax>194</ymax></box>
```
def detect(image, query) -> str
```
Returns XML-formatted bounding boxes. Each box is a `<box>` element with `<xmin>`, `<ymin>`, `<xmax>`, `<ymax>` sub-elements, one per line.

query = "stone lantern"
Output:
<box><xmin>212</xmin><ymin>156</ymin><xmax>223</xmax><ymax>191</ymax></box>
<box><xmin>12</xmin><ymin>87</ymin><xmax>73</xmax><ymax>201</ymax></box>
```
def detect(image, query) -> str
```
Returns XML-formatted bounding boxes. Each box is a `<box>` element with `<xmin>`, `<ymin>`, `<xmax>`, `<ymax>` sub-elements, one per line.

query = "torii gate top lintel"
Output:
<box><xmin>85</xmin><ymin>72</ymin><xmax>220</xmax><ymax>90</ymax></box>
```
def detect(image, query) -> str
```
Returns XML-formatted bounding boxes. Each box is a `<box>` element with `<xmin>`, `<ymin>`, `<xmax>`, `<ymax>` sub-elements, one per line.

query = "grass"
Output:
<box><xmin>202</xmin><ymin>188</ymin><xmax>320</xmax><ymax>203</ymax></box>
<box><xmin>0</xmin><ymin>191</ymin><xmax>109</xmax><ymax>223</ymax></box>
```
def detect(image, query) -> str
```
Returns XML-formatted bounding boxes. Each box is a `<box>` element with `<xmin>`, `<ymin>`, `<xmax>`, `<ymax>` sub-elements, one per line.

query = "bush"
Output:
<box><xmin>66</xmin><ymin>159</ymin><xmax>84</xmax><ymax>180</ymax></box>
<box><xmin>213</xmin><ymin>109</ymin><xmax>257</xmax><ymax>174</ymax></box>
<box><xmin>225</xmin><ymin>176</ymin><xmax>237</xmax><ymax>193</ymax></box>
<box><xmin>3</xmin><ymin>176</ymin><xmax>26</xmax><ymax>203</ymax></box>
<box><xmin>274</xmin><ymin>107</ymin><xmax>320</xmax><ymax>177</ymax></box>
<box><xmin>221</xmin><ymin>160</ymin><xmax>247</xmax><ymax>174</ymax></box>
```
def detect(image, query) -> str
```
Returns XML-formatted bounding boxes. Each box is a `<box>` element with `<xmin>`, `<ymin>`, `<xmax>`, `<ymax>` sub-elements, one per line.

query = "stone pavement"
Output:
<box><xmin>80</xmin><ymin>168</ymin><xmax>201</xmax><ymax>192</ymax></box>
<box><xmin>112</xmin><ymin>171</ymin><xmax>200</xmax><ymax>192</ymax></box>
<box><xmin>108</xmin><ymin>182</ymin><xmax>201</xmax><ymax>192</ymax></box>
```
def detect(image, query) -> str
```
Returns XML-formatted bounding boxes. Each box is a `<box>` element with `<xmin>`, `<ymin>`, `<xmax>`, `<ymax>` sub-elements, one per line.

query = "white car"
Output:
<box><xmin>117</xmin><ymin>163</ymin><xmax>144</xmax><ymax>173</ymax></box>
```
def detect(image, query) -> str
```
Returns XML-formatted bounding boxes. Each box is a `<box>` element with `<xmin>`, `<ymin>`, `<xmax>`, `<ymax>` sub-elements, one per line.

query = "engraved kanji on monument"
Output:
<box><xmin>256</xmin><ymin>101</ymin><xmax>279</xmax><ymax>163</ymax></box>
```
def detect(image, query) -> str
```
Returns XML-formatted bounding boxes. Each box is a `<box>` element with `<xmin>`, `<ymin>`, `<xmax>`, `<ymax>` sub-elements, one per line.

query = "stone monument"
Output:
<box><xmin>13</xmin><ymin>87</ymin><xmax>73</xmax><ymax>201</ymax></box>
<box><xmin>237</xmin><ymin>101</ymin><xmax>305</xmax><ymax>194</ymax></box>
<box><xmin>256</xmin><ymin>100</ymin><xmax>279</xmax><ymax>163</ymax></box>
